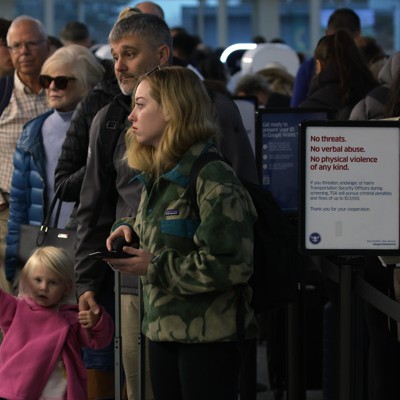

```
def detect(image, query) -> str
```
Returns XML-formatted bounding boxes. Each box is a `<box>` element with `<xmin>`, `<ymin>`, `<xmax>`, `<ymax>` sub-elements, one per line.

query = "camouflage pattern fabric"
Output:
<box><xmin>113</xmin><ymin>142</ymin><xmax>258</xmax><ymax>343</ymax></box>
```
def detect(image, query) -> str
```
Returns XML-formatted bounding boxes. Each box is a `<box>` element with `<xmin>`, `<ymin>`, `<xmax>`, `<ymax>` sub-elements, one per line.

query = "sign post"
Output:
<box><xmin>299</xmin><ymin>120</ymin><xmax>400</xmax><ymax>400</ymax></box>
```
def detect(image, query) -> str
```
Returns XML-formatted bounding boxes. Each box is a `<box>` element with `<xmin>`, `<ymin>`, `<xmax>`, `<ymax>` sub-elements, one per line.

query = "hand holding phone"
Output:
<box><xmin>89</xmin><ymin>237</ymin><xmax>138</xmax><ymax>259</ymax></box>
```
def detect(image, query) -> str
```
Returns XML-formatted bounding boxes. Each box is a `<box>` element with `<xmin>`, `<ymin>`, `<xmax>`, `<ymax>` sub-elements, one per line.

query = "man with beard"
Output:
<box><xmin>56</xmin><ymin>12</ymin><xmax>257</xmax><ymax>399</ymax></box>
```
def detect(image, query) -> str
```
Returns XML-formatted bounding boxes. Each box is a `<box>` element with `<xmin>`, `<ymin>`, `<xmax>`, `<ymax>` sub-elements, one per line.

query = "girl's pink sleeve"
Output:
<box><xmin>0</xmin><ymin>289</ymin><xmax>18</xmax><ymax>332</ymax></box>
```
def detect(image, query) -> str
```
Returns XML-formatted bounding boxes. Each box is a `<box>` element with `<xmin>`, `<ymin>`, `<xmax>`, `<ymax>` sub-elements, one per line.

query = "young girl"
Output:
<box><xmin>0</xmin><ymin>246</ymin><xmax>114</xmax><ymax>399</ymax></box>
<box><xmin>105</xmin><ymin>66</ymin><xmax>258</xmax><ymax>400</ymax></box>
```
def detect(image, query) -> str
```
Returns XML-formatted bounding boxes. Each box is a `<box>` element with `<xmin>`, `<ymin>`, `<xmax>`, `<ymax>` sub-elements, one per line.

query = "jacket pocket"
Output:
<box><xmin>160</xmin><ymin>218</ymin><xmax>199</xmax><ymax>238</ymax></box>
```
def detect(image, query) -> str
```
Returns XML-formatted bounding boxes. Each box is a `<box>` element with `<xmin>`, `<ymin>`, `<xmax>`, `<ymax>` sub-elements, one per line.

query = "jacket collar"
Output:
<box><xmin>136</xmin><ymin>141</ymin><xmax>216</xmax><ymax>189</ymax></box>
<box><xmin>17</xmin><ymin>110</ymin><xmax>54</xmax><ymax>150</ymax></box>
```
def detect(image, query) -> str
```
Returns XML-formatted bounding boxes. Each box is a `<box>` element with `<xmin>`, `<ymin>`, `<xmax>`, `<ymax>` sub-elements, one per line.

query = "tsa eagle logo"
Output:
<box><xmin>309</xmin><ymin>232</ymin><xmax>321</xmax><ymax>244</ymax></box>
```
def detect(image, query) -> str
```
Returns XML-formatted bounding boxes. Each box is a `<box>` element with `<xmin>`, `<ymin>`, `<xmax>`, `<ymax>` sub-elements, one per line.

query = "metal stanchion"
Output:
<box><xmin>338</xmin><ymin>263</ymin><xmax>353</xmax><ymax>400</ymax></box>
<box><xmin>114</xmin><ymin>270</ymin><xmax>122</xmax><ymax>400</ymax></box>
<box><xmin>287</xmin><ymin>284</ymin><xmax>306</xmax><ymax>400</ymax></box>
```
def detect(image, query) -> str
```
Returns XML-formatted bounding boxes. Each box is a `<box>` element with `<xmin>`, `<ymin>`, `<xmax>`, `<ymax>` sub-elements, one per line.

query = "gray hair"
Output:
<box><xmin>109</xmin><ymin>13</ymin><xmax>172</xmax><ymax>58</ymax></box>
<box><xmin>7</xmin><ymin>15</ymin><xmax>48</xmax><ymax>43</ymax></box>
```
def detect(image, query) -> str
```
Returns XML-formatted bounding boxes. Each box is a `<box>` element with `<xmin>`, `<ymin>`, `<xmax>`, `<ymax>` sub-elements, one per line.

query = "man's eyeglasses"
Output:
<box><xmin>8</xmin><ymin>39</ymin><xmax>46</xmax><ymax>54</ymax></box>
<box><xmin>39</xmin><ymin>75</ymin><xmax>76</xmax><ymax>90</ymax></box>
<box><xmin>145</xmin><ymin>65</ymin><xmax>161</xmax><ymax>77</ymax></box>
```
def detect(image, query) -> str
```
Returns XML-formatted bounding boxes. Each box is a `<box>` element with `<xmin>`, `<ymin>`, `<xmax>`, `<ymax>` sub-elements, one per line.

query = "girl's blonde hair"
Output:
<box><xmin>18</xmin><ymin>246</ymin><xmax>75</xmax><ymax>304</ymax></box>
<box><xmin>125</xmin><ymin>66</ymin><xmax>220</xmax><ymax>179</ymax></box>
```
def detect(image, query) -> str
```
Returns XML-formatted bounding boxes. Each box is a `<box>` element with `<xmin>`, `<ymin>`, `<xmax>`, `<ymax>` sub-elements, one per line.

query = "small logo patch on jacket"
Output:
<box><xmin>165</xmin><ymin>209</ymin><xmax>179</xmax><ymax>216</ymax></box>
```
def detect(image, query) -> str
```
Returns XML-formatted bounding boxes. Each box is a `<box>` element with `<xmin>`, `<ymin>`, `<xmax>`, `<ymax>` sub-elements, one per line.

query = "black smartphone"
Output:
<box><xmin>89</xmin><ymin>237</ymin><xmax>138</xmax><ymax>259</ymax></box>
<box><xmin>89</xmin><ymin>250</ymin><xmax>135</xmax><ymax>259</ymax></box>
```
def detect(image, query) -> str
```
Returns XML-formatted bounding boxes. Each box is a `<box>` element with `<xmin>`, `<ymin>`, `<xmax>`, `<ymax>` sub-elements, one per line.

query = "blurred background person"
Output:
<box><xmin>134</xmin><ymin>1</ymin><xmax>165</xmax><ymax>18</ymax></box>
<box><xmin>360</xmin><ymin>73</ymin><xmax>400</xmax><ymax>400</ymax></box>
<box><xmin>358</xmin><ymin>36</ymin><xmax>387</xmax><ymax>81</ymax></box>
<box><xmin>0</xmin><ymin>18</ymin><xmax>13</xmax><ymax>79</ymax></box>
<box><xmin>257</xmin><ymin>63</ymin><xmax>294</xmax><ymax>107</ymax></box>
<box><xmin>195</xmin><ymin>49</ymin><xmax>230</xmax><ymax>96</ymax></box>
<box><xmin>0</xmin><ymin>15</ymin><xmax>51</xmax><ymax>295</ymax></box>
<box><xmin>350</xmin><ymin>52</ymin><xmax>400</xmax><ymax>121</ymax></box>
<box><xmin>172</xmin><ymin>30</ymin><xmax>203</xmax><ymax>78</ymax></box>
<box><xmin>298</xmin><ymin>29</ymin><xmax>377</xmax><ymax>120</ymax></box>
<box><xmin>291</xmin><ymin>7</ymin><xmax>364</xmax><ymax>107</ymax></box>
<box><xmin>234</xmin><ymin>73</ymin><xmax>271</xmax><ymax>108</ymax></box>
<box><xmin>48</xmin><ymin>35</ymin><xmax>63</xmax><ymax>55</ymax></box>
<box><xmin>0</xmin><ymin>17</ymin><xmax>13</xmax><ymax>332</ymax></box>
<box><xmin>59</xmin><ymin>20</ymin><xmax>92</xmax><ymax>48</ymax></box>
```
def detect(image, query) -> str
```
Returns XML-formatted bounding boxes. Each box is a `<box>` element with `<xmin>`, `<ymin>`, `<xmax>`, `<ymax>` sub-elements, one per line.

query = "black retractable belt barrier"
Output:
<box><xmin>318</xmin><ymin>256</ymin><xmax>400</xmax><ymax>400</ymax></box>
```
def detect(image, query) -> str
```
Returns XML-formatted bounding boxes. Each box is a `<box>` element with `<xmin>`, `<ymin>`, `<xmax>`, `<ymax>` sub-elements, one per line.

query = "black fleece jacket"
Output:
<box><xmin>54</xmin><ymin>78</ymin><xmax>121</xmax><ymax>201</ymax></box>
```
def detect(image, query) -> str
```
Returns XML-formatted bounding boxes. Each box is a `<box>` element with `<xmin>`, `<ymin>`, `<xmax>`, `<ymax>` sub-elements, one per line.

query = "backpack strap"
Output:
<box><xmin>189</xmin><ymin>152</ymin><xmax>223</xmax><ymax>218</ymax></box>
<box><xmin>101</xmin><ymin>93</ymin><xmax>131</xmax><ymax>176</ymax></box>
<box><xmin>0</xmin><ymin>74</ymin><xmax>14</xmax><ymax>117</ymax></box>
<box><xmin>88</xmin><ymin>94</ymin><xmax>131</xmax><ymax>228</ymax></box>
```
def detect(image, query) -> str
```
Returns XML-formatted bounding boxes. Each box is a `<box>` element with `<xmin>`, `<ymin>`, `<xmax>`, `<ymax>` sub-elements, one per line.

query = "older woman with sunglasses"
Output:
<box><xmin>5</xmin><ymin>44</ymin><xmax>104</xmax><ymax>284</ymax></box>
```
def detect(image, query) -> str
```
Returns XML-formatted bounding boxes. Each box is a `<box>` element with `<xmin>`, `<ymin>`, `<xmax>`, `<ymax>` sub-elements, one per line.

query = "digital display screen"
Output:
<box><xmin>257</xmin><ymin>108</ymin><xmax>330</xmax><ymax>214</ymax></box>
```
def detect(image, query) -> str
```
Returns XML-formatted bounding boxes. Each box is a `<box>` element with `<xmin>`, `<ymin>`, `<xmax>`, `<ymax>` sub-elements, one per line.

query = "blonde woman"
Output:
<box><xmin>105</xmin><ymin>66</ymin><xmax>258</xmax><ymax>400</ymax></box>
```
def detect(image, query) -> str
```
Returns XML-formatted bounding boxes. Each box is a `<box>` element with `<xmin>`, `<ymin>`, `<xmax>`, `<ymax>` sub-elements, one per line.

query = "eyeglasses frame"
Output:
<box><xmin>39</xmin><ymin>75</ymin><xmax>77</xmax><ymax>90</ymax></box>
<box><xmin>7</xmin><ymin>39</ymin><xmax>47</xmax><ymax>54</ymax></box>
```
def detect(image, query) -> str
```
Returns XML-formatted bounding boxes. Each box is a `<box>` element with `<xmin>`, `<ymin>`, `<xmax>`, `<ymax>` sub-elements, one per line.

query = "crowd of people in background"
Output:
<box><xmin>0</xmin><ymin>1</ymin><xmax>399</xmax><ymax>400</ymax></box>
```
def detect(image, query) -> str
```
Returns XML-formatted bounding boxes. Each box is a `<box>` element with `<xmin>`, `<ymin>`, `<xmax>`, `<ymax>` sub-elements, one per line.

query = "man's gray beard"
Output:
<box><xmin>119</xmin><ymin>84</ymin><xmax>133</xmax><ymax>96</ymax></box>
<box><xmin>118</xmin><ymin>79</ymin><xmax>134</xmax><ymax>96</ymax></box>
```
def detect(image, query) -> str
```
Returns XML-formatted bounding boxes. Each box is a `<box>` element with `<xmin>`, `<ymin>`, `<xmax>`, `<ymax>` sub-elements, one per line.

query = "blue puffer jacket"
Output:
<box><xmin>5</xmin><ymin>110</ymin><xmax>53</xmax><ymax>281</ymax></box>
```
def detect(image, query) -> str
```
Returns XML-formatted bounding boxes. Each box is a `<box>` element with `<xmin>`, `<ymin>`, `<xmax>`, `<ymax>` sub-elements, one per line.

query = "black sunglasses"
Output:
<box><xmin>39</xmin><ymin>75</ymin><xmax>76</xmax><ymax>90</ymax></box>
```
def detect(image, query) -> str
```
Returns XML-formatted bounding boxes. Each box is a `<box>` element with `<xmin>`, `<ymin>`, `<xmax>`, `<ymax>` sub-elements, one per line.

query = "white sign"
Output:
<box><xmin>301</xmin><ymin>122</ymin><xmax>400</xmax><ymax>253</ymax></box>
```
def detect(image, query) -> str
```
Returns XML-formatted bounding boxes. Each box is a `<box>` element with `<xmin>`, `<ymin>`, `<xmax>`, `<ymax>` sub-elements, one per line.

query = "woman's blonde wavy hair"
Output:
<box><xmin>125</xmin><ymin>66</ymin><xmax>220</xmax><ymax>179</ymax></box>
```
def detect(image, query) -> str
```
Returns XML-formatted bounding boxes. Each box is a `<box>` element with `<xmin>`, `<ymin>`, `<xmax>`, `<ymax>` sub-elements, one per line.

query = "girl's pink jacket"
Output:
<box><xmin>0</xmin><ymin>289</ymin><xmax>114</xmax><ymax>400</ymax></box>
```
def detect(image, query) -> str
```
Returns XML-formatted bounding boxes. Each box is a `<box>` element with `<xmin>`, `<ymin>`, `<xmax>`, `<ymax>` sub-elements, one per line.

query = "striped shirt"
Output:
<box><xmin>0</xmin><ymin>72</ymin><xmax>49</xmax><ymax>203</ymax></box>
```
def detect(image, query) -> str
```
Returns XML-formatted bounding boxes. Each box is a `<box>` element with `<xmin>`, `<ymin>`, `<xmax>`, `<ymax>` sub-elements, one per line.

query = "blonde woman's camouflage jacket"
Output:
<box><xmin>113</xmin><ymin>142</ymin><xmax>258</xmax><ymax>343</ymax></box>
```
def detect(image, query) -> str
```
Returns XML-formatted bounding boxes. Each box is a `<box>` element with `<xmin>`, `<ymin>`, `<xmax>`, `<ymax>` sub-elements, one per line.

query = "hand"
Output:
<box><xmin>78</xmin><ymin>308</ymin><xmax>101</xmax><ymax>329</ymax></box>
<box><xmin>106</xmin><ymin>225</ymin><xmax>134</xmax><ymax>251</ymax></box>
<box><xmin>104</xmin><ymin>246</ymin><xmax>153</xmax><ymax>276</ymax></box>
<box><xmin>78</xmin><ymin>291</ymin><xmax>100</xmax><ymax>315</ymax></box>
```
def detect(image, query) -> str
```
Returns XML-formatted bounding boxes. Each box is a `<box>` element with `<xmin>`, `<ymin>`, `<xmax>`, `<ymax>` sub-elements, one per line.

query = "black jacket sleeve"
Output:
<box><xmin>55</xmin><ymin>81</ymin><xmax>118</xmax><ymax>202</ymax></box>
<box><xmin>74</xmin><ymin>105</ymin><xmax>118</xmax><ymax>297</ymax></box>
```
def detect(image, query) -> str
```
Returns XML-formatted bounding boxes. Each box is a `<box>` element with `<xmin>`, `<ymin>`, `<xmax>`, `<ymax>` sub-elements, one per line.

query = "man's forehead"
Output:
<box><xmin>111</xmin><ymin>42</ymin><xmax>139</xmax><ymax>53</ymax></box>
<box><xmin>8</xmin><ymin>21</ymin><xmax>44</xmax><ymax>41</ymax></box>
<box><xmin>110</xmin><ymin>34</ymin><xmax>145</xmax><ymax>48</ymax></box>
